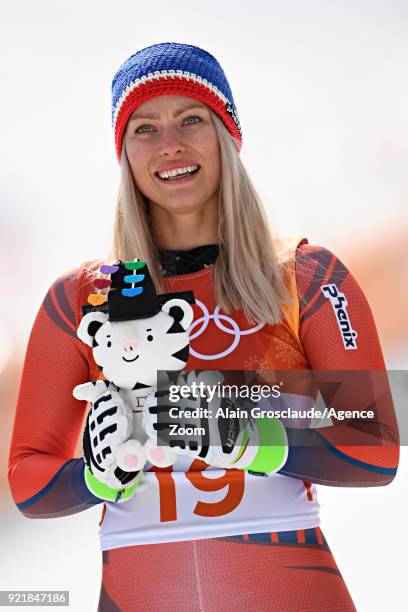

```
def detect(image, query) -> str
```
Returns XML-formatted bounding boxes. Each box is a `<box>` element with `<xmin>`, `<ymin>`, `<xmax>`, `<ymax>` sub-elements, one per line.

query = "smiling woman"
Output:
<box><xmin>8</xmin><ymin>42</ymin><xmax>399</xmax><ymax>612</ymax></box>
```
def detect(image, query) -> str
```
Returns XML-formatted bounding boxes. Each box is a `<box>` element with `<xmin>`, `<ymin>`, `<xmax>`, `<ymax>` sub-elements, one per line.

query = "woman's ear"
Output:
<box><xmin>77</xmin><ymin>311</ymin><xmax>108</xmax><ymax>347</ymax></box>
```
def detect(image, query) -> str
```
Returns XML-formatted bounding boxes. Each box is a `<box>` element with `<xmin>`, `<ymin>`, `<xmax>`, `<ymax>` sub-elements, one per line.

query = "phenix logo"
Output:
<box><xmin>321</xmin><ymin>284</ymin><xmax>358</xmax><ymax>350</ymax></box>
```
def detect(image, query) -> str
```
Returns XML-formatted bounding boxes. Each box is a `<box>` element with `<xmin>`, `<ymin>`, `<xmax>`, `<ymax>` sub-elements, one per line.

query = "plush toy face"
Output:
<box><xmin>77</xmin><ymin>298</ymin><xmax>194</xmax><ymax>389</ymax></box>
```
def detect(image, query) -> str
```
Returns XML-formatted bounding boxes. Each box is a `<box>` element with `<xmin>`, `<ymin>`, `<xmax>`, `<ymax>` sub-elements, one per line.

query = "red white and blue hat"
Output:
<box><xmin>111</xmin><ymin>42</ymin><xmax>242</xmax><ymax>161</ymax></box>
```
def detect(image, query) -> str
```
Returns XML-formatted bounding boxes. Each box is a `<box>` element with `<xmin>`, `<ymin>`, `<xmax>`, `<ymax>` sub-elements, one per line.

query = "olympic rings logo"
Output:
<box><xmin>187</xmin><ymin>298</ymin><xmax>265</xmax><ymax>360</ymax></box>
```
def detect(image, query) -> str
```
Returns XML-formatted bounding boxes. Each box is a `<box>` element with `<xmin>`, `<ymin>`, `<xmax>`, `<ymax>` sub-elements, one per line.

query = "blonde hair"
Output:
<box><xmin>110</xmin><ymin>110</ymin><xmax>293</xmax><ymax>326</ymax></box>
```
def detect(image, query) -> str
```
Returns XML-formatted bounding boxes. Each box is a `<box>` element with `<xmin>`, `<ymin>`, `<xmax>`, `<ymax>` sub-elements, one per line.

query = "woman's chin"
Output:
<box><xmin>149</xmin><ymin>195</ymin><xmax>212</xmax><ymax>215</ymax></box>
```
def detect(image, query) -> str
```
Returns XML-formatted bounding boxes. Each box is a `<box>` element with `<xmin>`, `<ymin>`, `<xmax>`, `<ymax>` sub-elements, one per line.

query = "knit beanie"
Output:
<box><xmin>111</xmin><ymin>42</ymin><xmax>242</xmax><ymax>161</ymax></box>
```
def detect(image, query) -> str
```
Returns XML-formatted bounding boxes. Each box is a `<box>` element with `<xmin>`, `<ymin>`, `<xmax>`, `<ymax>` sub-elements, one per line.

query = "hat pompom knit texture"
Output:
<box><xmin>112</xmin><ymin>42</ymin><xmax>242</xmax><ymax>161</ymax></box>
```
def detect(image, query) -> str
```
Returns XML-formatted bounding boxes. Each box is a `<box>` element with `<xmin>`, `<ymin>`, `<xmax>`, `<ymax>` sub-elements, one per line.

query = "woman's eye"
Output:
<box><xmin>134</xmin><ymin>124</ymin><xmax>153</xmax><ymax>134</ymax></box>
<box><xmin>183</xmin><ymin>115</ymin><xmax>201</xmax><ymax>126</ymax></box>
<box><xmin>107</xmin><ymin>341</ymin><xmax>112</xmax><ymax>348</ymax></box>
<box><xmin>147</xmin><ymin>334</ymin><xmax>153</xmax><ymax>342</ymax></box>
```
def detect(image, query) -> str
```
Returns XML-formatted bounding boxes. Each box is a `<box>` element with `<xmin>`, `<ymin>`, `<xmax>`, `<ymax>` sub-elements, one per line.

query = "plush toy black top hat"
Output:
<box><xmin>83</xmin><ymin>259</ymin><xmax>195</xmax><ymax>321</ymax></box>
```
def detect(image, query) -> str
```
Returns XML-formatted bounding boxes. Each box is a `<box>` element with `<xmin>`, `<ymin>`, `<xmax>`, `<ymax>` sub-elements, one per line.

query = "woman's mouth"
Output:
<box><xmin>154</xmin><ymin>164</ymin><xmax>201</xmax><ymax>184</ymax></box>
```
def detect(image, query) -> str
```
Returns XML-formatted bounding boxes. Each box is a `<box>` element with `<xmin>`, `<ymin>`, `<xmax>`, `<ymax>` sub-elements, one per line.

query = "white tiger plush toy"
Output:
<box><xmin>72</xmin><ymin>259</ymin><xmax>194</xmax><ymax>493</ymax></box>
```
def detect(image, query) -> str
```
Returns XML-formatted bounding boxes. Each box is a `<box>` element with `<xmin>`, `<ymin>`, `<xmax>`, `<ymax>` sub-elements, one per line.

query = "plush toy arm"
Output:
<box><xmin>73</xmin><ymin>380</ymin><xmax>115</xmax><ymax>403</ymax></box>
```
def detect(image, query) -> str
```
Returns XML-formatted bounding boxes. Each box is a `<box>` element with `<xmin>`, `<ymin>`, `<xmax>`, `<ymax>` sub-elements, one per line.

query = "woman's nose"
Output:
<box><xmin>123</xmin><ymin>341</ymin><xmax>137</xmax><ymax>352</ymax></box>
<box><xmin>159</xmin><ymin>127</ymin><xmax>186</xmax><ymax>156</ymax></box>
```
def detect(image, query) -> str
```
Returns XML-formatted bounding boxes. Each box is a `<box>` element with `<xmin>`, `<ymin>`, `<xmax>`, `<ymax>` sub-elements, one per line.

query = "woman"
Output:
<box><xmin>9</xmin><ymin>42</ymin><xmax>399</xmax><ymax>611</ymax></box>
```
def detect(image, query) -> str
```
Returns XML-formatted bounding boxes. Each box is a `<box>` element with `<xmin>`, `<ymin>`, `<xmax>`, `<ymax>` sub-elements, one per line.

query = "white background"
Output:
<box><xmin>1</xmin><ymin>1</ymin><xmax>407</xmax><ymax>610</ymax></box>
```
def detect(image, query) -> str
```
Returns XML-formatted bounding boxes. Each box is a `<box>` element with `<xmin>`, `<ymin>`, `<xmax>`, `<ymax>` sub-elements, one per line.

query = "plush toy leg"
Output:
<box><xmin>144</xmin><ymin>438</ymin><xmax>177</xmax><ymax>468</ymax></box>
<box><xmin>116</xmin><ymin>439</ymin><xmax>146</xmax><ymax>472</ymax></box>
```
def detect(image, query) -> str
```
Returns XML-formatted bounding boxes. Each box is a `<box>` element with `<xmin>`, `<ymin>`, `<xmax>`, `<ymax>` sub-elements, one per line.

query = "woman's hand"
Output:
<box><xmin>143</xmin><ymin>370</ymin><xmax>289</xmax><ymax>475</ymax></box>
<box><xmin>82</xmin><ymin>389</ymin><xmax>143</xmax><ymax>502</ymax></box>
